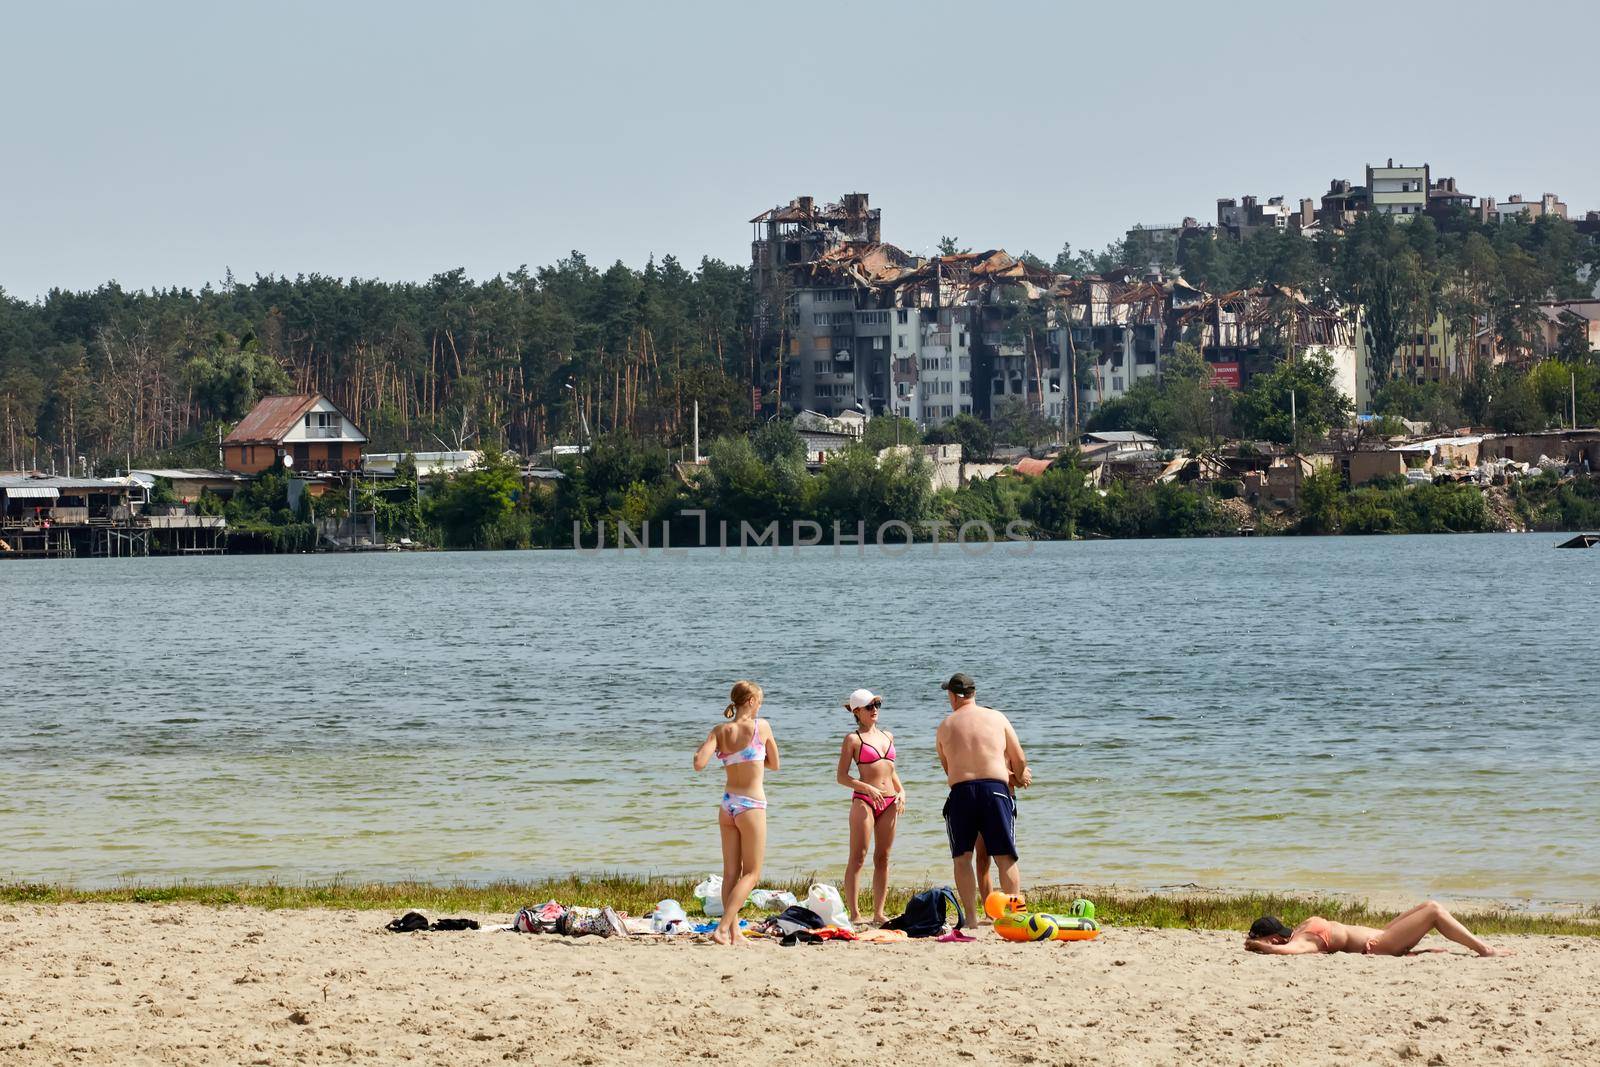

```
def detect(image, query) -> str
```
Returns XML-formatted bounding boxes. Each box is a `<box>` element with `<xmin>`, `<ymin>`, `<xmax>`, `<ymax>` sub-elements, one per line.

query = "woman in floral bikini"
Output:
<box><xmin>693</xmin><ymin>680</ymin><xmax>779</xmax><ymax>945</ymax></box>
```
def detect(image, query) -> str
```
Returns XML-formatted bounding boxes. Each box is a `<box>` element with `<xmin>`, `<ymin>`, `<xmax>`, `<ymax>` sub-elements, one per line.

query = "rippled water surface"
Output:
<box><xmin>4</xmin><ymin>535</ymin><xmax>1598</xmax><ymax>901</ymax></box>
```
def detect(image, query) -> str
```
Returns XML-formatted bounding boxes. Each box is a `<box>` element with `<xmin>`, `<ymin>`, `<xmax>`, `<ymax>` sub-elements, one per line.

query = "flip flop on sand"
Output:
<box><xmin>936</xmin><ymin>929</ymin><xmax>976</xmax><ymax>943</ymax></box>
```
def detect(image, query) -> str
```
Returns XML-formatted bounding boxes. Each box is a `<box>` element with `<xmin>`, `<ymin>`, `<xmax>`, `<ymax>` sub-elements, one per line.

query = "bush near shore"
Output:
<box><xmin>416</xmin><ymin>433</ymin><xmax>1599</xmax><ymax>548</ymax></box>
<box><xmin>181</xmin><ymin>413</ymin><xmax>1600</xmax><ymax>550</ymax></box>
<box><xmin>5</xmin><ymin>879</ymin><xmax>1597</xmax><ymax>937</ymax></box>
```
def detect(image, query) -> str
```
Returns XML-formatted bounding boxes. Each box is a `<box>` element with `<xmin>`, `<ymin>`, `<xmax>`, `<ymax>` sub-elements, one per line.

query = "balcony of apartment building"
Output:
<box><xmin>854</xmin><ymin>309</ymin><xmax>891</xmax><ymax>334</ymax></box>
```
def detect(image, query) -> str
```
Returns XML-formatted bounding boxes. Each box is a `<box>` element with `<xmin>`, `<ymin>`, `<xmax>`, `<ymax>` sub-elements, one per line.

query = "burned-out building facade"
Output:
<box><xmin>750</xmin><ymin>193</ymin><xmax>1368</xmax><ymax>428</ymax></box>
<box><xmin>750</xmin><ymin>193</ymin><xmax>1064</xmax><ymax>426</ymax></box>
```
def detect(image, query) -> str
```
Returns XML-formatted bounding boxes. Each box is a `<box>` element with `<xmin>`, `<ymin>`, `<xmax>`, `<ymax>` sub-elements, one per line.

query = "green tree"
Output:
<box><xmin>147</xmin><ymin>476</ymin><xmax>178</xmax><ymax>508</ymax></box>
<box><xmin>424</xmin><ymin>451</ymin><xmax>525</xmax><ymax>548</ymax></box>
<box><xmin>1371</xmin><ymin>378</ymin><xmax>1466</xmax><ymax>430</ymax></box>
<box><xmin>1337</xmin><ymin>214</ymin><xmax>1425</xmax><ymax>387</ymax></box>
<box><xmin>1052</xmin><ymin>242</ymin><xmax>1093</xmax><ymax>276</ymax></box>
<box><xmin>1151</xmin><ymin>482</ymin><xmax>1226</xmax><ymax>537</ymax></box>
<box><xmin>1234</xmin><ymin>350</ymin><xmax>1353</xmax><ymax>445</ymax></box>
<box><xmin>861</xmin><ymin>415</ymin><xmax>921</xmax><ymax>453</ymax></box>
<box><xmin>752</xmin><ymin>417</ymin><xmax>806</xmax><ymax>464</ymax></box>
<box><xmin>925</xmin><ymin>413</ymin><xmax>994</xmax><ymax>462</ymax></box>
<box><xmin>1084</xmin><ymin>378</ymin><xmax>1164</xmax><ymax>439</ymax></box>
<box><xmin>1477</xmin><ymin>364</ymin><xmax>1542</xmax><ymax>433</ymax></box>
<box><xmin>182</xmin><ymin>333</ymin><xmax>292</xmax><ymax>423</ymax></box>
<box><xmin>812</xmin><ymin>442</ymin><xmax>932</xmax><ymax>535</ymax></box>
<box><xmin>703</xmin><ymin>434</ymin><xmax>808</xmax><ymax>530</ymax></box>
<box><xmin>991</xmin><ymin>395</ymin><xmax>1057</xmax><ymax>449</ymax></box>
<box><xmin>1019</xmin><ymin>452</ymin><xmax>1091</xmax><ymax>538</ymax></box>
<box><xmin>1298</xmin><ymin>465</ymin><xmax>1345</xmax><ymax>534</ymax></box>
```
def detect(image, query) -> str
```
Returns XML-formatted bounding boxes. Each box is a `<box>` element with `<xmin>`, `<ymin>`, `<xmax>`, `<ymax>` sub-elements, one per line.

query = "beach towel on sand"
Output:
<box><xmin>513</xmin><ymin>901</ymin><xmax>567</xmax><ymax>934</ymax></box>
<box><xmin>882</xmin><ymin>887</ymin><xmax>965</xmax><ymax>938</ymax></box>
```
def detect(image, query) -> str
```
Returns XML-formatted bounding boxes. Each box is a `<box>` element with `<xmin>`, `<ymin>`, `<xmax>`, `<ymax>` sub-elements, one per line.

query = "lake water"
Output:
<box><xmin>3</xmin><ymin>535</ymin><xmax>1598</xmax><ymax>905</ymax></box>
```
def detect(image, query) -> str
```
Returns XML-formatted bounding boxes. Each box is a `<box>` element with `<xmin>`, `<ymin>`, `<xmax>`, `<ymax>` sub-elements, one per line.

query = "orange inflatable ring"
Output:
<box><xmin>994</xmin><ymin>913</ymin><xmax>1100</xmax><ymax>942</ymax></box>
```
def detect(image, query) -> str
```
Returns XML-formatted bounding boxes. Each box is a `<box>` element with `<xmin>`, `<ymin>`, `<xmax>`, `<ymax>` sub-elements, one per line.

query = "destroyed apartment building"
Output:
<box><xmin>751</xmin><ymin>194</ymin><xmax>1063</xmax><ymax>426</ymax></box>
<box><xmin>750</xmin><ymin>193</ymin><xmax>1371</xmax><ymax>427</ymax></box>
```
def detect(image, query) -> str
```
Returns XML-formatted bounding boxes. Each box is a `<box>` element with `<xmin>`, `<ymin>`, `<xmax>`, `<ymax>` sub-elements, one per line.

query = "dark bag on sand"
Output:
<box><xmin>883</xmin><ymin>887</ymin><xmax>965</xmax><ymax>938</ymax></box>
<box><xmin>762</xmin><ymin>905</ymin><xmax>826</xmax><ymax>937</ymax></box>
<box><xmin>385</xmin><ymin>911</ymin><xmax>429</xmax><ymax>933</ymax></box>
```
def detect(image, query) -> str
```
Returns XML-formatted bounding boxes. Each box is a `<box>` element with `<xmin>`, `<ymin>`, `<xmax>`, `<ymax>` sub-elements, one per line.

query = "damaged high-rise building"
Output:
<box><xmin>749</xmin><ymin>192</ymin><xmax>1372</xmax><ymax>427</ymax></box>
<box><xmin>749</xmin><ymin>193</ymin><xmax>1066</xmax><ymax>426</ymax></box>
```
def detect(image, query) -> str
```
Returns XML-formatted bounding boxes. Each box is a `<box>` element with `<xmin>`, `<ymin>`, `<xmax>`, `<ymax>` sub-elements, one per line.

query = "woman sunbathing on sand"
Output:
<box><xmin>1245</xmin><ymin>900</ymin><xmax>1512</xmax><ymax>957</ymax></box>
<box><xmin>693</xmin><ymin>680</ymin><xmax>779</xmax><ymax>945</ymax></box>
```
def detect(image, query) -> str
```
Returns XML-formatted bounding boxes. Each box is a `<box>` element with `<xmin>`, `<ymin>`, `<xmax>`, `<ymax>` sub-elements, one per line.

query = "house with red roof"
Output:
<box><xmin>222</xmin><ymin>394</ymin><xmax>367</xmax><ymax>475</ymax></box>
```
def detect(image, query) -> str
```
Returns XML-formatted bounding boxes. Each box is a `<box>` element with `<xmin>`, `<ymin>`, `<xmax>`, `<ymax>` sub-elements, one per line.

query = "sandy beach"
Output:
<box><xmin>2</xmin><ymin>904</ymin><xmax>1597</xmax><ymax>1065</ymax></box>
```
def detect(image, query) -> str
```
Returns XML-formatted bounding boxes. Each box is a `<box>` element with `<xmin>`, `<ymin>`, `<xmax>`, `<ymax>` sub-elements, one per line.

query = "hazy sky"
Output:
<box><xmin>4</xmin><ymin>0</ymin><xmax>1597</xmax><ymax>299</ymax></box>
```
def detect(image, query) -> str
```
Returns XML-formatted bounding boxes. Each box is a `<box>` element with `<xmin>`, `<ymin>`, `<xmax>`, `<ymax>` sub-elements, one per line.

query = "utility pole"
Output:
<box><xmin>1290</xmin><ymin>389</ymin><xmax>1298</xmax><ymax>453</ymax></box>
<box><xmin>693</xmin><ymin>400</ymin><xmax>700</xmax><ymax>463</ymax></box>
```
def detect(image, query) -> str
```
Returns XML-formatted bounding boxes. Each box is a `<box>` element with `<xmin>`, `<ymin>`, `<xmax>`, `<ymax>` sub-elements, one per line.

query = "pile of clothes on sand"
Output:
<box><xmin>382</xmin><ymin>883</ymin><xmax>971</xmax><ymax>944</ymax></box>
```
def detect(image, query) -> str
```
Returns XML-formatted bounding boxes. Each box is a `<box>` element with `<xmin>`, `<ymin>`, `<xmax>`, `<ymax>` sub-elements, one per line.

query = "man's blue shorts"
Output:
<box><xmin>943</xmin><ymin>778</ymin><xmax>1017</xmax><ymax>859</ymax></box>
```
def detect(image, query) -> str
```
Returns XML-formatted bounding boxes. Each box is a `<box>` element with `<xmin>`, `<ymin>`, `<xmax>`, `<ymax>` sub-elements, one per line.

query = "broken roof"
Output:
<box><xmin>750</xmin><ymin>194</ymin><xmax>875</xmax><ymax>226</ymax></box>
<box><xmin>874</xmin><ymin>249</ymin><xmax>1054</xmax><ymax>299</ymax></box>
<box><xmin>803</xmin><ymin>242</ymin><xmax>915</xmax><ymax>286</ymax></box>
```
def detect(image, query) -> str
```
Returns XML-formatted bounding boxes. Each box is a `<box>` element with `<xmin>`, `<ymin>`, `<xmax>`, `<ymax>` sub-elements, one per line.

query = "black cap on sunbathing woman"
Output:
<box><xmin>1248</xmin><ymin>915</ymin><xmax>1293</xmax><ymax>940</ymax></box>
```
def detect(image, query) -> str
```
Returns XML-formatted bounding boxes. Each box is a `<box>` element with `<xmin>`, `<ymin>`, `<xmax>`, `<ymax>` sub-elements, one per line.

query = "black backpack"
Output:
<box><xmin>883</xmin><ymin>887</ymin><xmax>965</xmax><ymax>938</ymax></box>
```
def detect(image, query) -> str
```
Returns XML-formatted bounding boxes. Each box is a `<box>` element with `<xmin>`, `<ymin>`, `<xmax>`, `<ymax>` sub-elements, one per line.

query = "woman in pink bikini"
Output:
<box><xmin>1245</xmin><ymin>901</ymin><xmax>1512</xmax><ymax>957</ymax></box>
<box><xmin>835</xmin><ymin>688</ymin><xmax>905</xmax><ymax>925</ymax></box>
<box><xmin>693</xmin><ymin>680</ymin><xmax>780</xmax><ymax>945</ymax></box>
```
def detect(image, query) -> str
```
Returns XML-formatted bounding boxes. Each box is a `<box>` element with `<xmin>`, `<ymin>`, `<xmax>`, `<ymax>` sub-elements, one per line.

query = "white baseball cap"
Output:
<box><xmin>845</xmin><ymin>688</ymin><xmax>881</xmax><ymax>709</ymax></box>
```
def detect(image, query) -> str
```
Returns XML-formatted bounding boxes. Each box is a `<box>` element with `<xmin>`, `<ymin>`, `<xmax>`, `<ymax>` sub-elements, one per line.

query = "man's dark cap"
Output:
<box><xmin>941</xmin><ymin>672</ymin><xmax>976</xmax><ymax>696</ymax></box>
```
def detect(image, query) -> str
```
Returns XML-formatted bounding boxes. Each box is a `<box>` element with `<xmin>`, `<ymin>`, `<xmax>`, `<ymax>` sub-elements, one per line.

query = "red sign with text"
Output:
<box><xmin>1208</xmin><ymin>362</ymin><xmax>1241</xmax><ymax>389</ymax></box>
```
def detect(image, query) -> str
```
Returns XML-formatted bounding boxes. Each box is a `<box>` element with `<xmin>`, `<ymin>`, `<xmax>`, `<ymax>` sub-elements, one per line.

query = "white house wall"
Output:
<box><xmin>280</xmin><ymin>397</ymin><xmax>367</xmax><ymax>443</ymax></box>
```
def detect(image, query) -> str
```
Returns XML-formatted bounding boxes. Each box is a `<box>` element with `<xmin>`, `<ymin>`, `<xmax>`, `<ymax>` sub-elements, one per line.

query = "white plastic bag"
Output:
<box><xmin>749</xmin><ymin>889</ymin><xmax>798</xmax><ymax>911</ymax></box>
<box><xmin>803</xmin><ymin>883</ymin><xmax>852</xmax><ymax>931</ymax></box>
<box><xmin>693</xmin><ymin>875</ymin><xmax>724</xmax><ymax>917</ymax></box>
<box><xmin>651</xmin><ymin>898</ymin><xmax>688</xmax><ymax>934</ymax></box>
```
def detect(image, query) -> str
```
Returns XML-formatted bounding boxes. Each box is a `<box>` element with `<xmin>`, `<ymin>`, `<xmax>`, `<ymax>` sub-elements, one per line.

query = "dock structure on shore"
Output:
<box><xmin>0</xmin><ymin>474</ymin><xmax>227</xmax><ymax>559</ymax></box>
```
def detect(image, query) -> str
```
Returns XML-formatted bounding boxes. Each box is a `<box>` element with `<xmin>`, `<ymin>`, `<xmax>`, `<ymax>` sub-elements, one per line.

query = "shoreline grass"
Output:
<box><xmin>4</xmin><ymin>877</ymin><xmax>1599</xmax><ymax>936</ymax></box>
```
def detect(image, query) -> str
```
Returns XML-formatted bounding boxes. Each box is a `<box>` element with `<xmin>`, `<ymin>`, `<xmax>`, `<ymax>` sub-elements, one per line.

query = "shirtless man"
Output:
<box><xmin>935</xmin><ymin>672</ymin><xmax>1028</xmax><ymax>932</ymax></box>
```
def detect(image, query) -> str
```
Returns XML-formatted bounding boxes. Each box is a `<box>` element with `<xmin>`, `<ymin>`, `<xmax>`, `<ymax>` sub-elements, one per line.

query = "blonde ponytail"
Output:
<box><xmin>726</xmin><ymin>679</ymin><xmax>762</xmax><ymax>719</ymax></box>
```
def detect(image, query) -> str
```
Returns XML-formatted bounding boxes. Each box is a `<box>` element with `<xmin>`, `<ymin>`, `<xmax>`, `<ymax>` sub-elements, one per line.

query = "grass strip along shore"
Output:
<box><xmin>6</xmin><ymin>877</ymin><xmax>1597</xmax><ymax>937</ymax></box>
